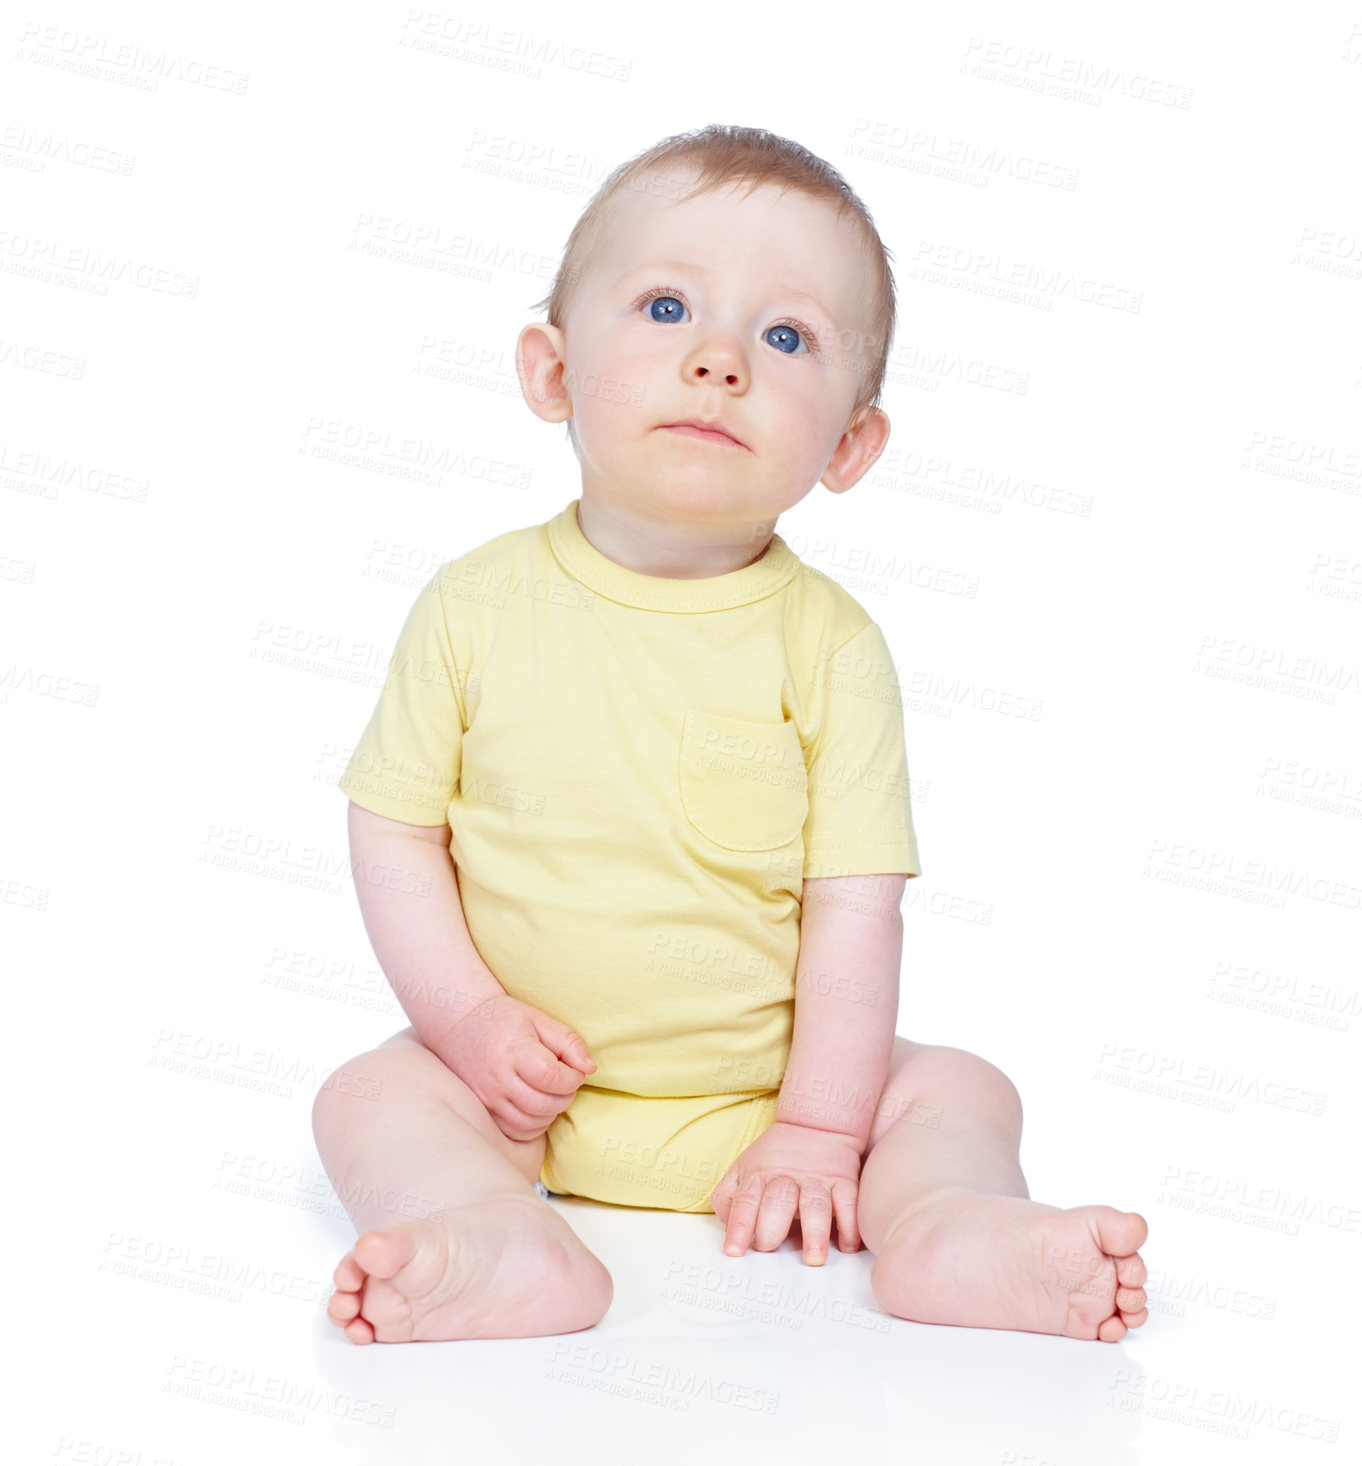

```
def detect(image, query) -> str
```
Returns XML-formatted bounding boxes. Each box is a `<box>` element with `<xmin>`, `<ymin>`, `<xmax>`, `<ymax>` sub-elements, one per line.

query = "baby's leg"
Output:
<box><xmin>859</xmin><ymin>1043</ymin><xmax>1148</xmax><ymax>1342</ymax></box>
<box><xmin>311</xmin><ymin>1027</ymin><xmax>612</xmax><ymax>1343</ymax></box>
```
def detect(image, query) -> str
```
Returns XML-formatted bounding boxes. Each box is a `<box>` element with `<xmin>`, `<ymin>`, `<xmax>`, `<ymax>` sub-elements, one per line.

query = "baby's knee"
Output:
<box><xmin>310</xmin><ymin>1046</ymin><xmax>397</xmax><ymax>1135</ymax></box>
<box><xmin>926</xmin><ymin>1047</ymin><xmax>1022</xmax><ymax>1114</ymax></box>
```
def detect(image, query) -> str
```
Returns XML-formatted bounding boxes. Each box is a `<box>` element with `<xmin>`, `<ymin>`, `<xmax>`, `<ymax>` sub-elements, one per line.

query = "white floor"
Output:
<box><xmin>34</xmin><ymin>1017</ymin><xmax>1347</xmax><ymax>1466</ymax></box>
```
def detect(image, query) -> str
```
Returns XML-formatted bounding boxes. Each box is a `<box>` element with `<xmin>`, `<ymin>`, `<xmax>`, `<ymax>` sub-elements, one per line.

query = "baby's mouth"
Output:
<box><xmin>659</xmin><ymin>420</ymin><xmax>747</xmax><ymax>449</ymax></box>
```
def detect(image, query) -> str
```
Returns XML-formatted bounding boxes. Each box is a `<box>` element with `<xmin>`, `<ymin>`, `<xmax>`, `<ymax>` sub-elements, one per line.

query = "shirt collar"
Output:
<box><xmin>546</xmin><ymin>498</ymin><xmax>799</xmax><ymax>612</ymax></box>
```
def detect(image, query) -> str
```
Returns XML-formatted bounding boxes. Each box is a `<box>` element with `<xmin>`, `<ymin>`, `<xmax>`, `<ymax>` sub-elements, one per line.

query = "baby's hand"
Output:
<box><xmin>434</xmin><ymin>994</ymin><xmax>596</xmax><ymax>1143</ymax></box>
<box><xmin>710</xmin><ymin>1121</ymin><xmax>863</xmax><ymax>1266</ymax></box>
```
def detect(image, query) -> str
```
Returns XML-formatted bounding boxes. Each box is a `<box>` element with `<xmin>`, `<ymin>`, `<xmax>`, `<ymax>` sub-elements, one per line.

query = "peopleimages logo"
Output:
<box><xmin>1144</xmin><ymin>839</ymin><xmax>1362</xmax><ymax>909</ymax></box>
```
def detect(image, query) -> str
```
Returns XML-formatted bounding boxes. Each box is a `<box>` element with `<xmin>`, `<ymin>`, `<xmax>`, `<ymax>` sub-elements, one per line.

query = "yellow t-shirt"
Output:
<box><xmin>338</xmin><ymin>499</ymin><xmax>921</xmax><ymax>1190</ymax></box>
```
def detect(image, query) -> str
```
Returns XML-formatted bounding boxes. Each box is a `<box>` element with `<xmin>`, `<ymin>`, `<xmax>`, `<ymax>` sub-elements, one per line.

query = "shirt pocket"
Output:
<box><xmin>678</xmin><ymin>710</ymin><xmax>809</xmax><ymax>852</ymax></box>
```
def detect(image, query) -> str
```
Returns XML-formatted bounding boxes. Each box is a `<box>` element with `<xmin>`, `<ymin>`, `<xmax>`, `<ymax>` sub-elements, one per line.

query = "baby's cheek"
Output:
<box><xmin>567</xmin><ymin>348</ymin><xmax>654</xmax><ymax>430</ymax></box>
<box><xmin>783</xmin><ymin>393</ymin><xmax>838</xmax><ymax>459</ymax></box>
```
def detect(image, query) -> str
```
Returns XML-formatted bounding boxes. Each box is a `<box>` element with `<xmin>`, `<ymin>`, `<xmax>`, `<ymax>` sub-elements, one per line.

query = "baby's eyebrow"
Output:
<box><xmin>615</xmin><ymin>261</ymin><xmax>837</xmax><ymax>327</ymax></box>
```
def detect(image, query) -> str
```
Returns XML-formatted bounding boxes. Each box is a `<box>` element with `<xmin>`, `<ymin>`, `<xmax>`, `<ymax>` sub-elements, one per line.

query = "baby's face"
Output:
<box><xmin>553</xmin><ymin>167</ymin><xmax>883</xmax><ymax>539</ymax></box>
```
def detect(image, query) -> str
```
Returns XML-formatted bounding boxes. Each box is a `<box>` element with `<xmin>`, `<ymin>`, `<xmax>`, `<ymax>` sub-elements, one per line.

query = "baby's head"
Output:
<box><xmin>517</xmin><ymin>124</ymin><xmax>897</xmax><ymax>553</ymax></box>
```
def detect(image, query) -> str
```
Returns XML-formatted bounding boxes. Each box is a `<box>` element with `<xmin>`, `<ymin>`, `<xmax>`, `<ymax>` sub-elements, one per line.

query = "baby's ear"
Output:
<box><xmin>516</xmin><ymin>322</ymin><xmax>573</xmax><ymax>425</ymax></box>
<box><xmin>822</xmin><ymin>406</ymin><xmax>891</xmax><ymax>494</ymax></box>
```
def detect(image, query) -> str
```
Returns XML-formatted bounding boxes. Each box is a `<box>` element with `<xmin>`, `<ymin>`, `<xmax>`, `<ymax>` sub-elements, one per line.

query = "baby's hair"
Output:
<box><xmin>528</xmin><ymin>123</ymin><xmax>897</xmax><ymax>451</ymax></box>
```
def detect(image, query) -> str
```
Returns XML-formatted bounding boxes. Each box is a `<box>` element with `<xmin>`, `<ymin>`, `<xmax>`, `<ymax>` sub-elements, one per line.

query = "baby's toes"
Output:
<box><xmin>327</xmin><ymin>1249</ymin><xmax>378</xmax><ymax>1336</ymax></box>
<box><xmin>1118</xmin><ymin>1296</ymin><xmax>1150</xmax><ymax>1329</ymax></box>
<box><xmin>1093</xmin><ymin>1206</ymin><xmax>1147</xmax><ymax>1261</ymax></box>
<box><xmin>1116</xmin><ymin>1283</ymin><xmax>1146</xmax><ymax>1313</ymax></box>
<box><xmin>325</xmin><ymin>1275</ymin><xmax>379</xmax><ymax>1343</ymax></box>
<box><xmin>1113</xmin><ymin>1252</ymin><xmax>1148</xmax><ymax>1327</ymax></box>
<box><xmin>327</xmin><ymin>1286</ymin><xmax>362</xmax><ymax>1325</ymax></box>
<box><xmin>1115</xmin><ymin>1259</ymin><xmax>1149</xmax><ymax>1328</ymax></box>
<box><xmin>333</xmin><ymin>1251</ymin><xmax>366</xmax><ymax>1292</ymax></box>
<box><xmin>1116</xmin><ymin>1250</ymin><xmax>1148</xmax><ymax>1291</ymax></box>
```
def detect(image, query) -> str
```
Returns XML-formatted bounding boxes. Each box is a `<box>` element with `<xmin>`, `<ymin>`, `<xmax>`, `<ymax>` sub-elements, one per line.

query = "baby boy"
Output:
<box><xmin>312</xmin><ymin>123</ymin><xmax>1149</xmax><ymax>1345</ymax></box>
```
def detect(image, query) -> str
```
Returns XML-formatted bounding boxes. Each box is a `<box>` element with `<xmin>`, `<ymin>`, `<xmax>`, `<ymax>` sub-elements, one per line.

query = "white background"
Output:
<box><xmin>5</xmin><ymin>2</ymin><xmax>1359</xmax><ymax>1462</ymax></box>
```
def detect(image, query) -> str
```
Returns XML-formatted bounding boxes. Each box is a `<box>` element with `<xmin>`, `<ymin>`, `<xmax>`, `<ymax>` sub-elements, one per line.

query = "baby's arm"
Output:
<box><xmin>776</xmin><ymin>873</ymin><xmax>908</xmax><ymax>1148</ymax></box>
<box><xmin>347</xmin><ymin>801</ymin><xmax>596</xmax><ymax>1140</ymax></box>
<box><xmin>346</xmin><ymin>801</ymin><xmax>510</xmax><ymax>1060</ymax></box>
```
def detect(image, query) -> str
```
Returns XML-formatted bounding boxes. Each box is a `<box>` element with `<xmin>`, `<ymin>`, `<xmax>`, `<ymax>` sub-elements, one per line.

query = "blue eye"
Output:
<box><xmin>765</xmin><ymin>324</ymin><xmax>806</xmax><ymax>355</ymax></box>
<box><xmin>633</xmin><ymin>285</ymin><xmax>819</xmax><ymax>355</ymax></box>
<box><xmin>646</xmin><ymin>293</ymin><xmax>687</xmax><ymax>324</ymax></box>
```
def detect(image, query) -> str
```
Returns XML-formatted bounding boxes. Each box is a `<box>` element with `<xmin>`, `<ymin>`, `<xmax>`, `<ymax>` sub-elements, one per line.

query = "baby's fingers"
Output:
<box><xmin>492</xmin><ymin>1093</ymin><xmax>556</xmax><ymax>1142</ymax></box>
<box><xmin>796</xmin><ymin>1185</ymin><xmax>835</xmax><ymax>1265</ymax></box>
<box><xmin>532</xmin><ymin>1014</ymin><xmax>596</xmax><ymax>1076</ymax></box>
<box><xmin>503</xmin><ymin>1070</ymin><xmax>568</xmax><ymax>1124</ymax></box>
<box><xmin>830</xmin><ymin>1179</ymin><xmax>861</xmax><ymax>1255</ymax></box>
<box><xmin>519</xmin><ymin>1045</ymin><xmax>590</xmax><ymax>1098</ymax></box>
<box><xmin>722</xmin><ymin>1179</ymin><xmax>765</xmax><ymax>1257</ymax></box>
<box><xmin>751</xmin><ymin>1175</ymin><xmax>801</xmax><ymax>1254</ymax></box>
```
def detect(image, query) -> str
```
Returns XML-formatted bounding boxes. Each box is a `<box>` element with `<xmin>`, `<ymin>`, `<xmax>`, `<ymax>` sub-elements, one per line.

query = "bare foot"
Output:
<box><xmin>869</xmin><ymin>1187</ymin><xmax>1149</xmax><ymax>1341</ymax></box>
<box><xmin>326</xmin><ymin>1193</ymin><xmax>612</xmax><ymax>1343</ymax></box>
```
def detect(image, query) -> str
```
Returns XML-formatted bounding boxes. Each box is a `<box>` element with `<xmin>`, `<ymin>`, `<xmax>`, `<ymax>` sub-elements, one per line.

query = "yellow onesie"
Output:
<box><xmin>338</xmin><ymin>499</ymin><xmax>921</xmax><ymax>1212</ymax></box>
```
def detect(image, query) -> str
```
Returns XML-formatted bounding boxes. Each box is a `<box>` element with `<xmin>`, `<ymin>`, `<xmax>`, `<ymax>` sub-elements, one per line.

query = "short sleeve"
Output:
<box><xmin>336</xmin><ymin>570</ymin><xmax>466</xmax><ymax>826</ymax></box>
<box><xmin>801</xmin><ymin>620</ymin><xmax>921</xmax><ymax>880</ymax></box>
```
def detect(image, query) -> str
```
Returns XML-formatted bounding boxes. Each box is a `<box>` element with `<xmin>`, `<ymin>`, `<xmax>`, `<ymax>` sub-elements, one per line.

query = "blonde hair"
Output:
<box><xmin>528</xmin><ymin>123</ymin><xmax>897</xmax><ymax>445</ymax></box>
